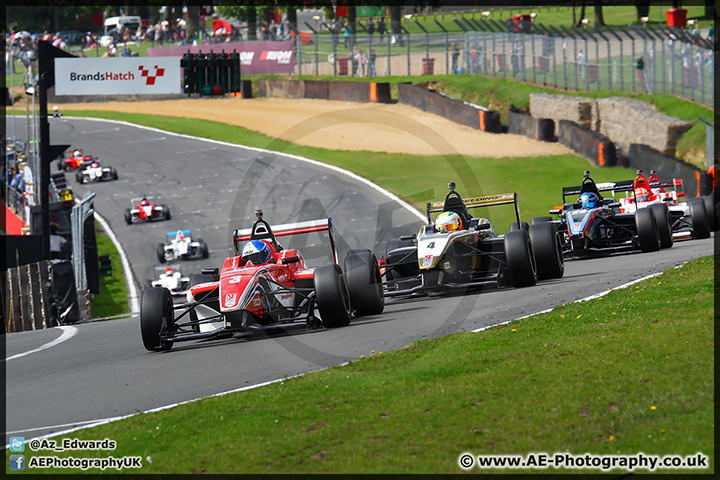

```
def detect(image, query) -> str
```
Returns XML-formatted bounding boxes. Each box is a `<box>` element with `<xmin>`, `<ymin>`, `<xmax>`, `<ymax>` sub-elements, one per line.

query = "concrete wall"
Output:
<box><xmin>257</xmin><ymin>78</ymin><xmax>391</xmax><ymax>103</ymax></box>
<box><xmin>530</xmin><ymin>93</ymin><xmax>692</xmax><ymax>158</ymax></box>
<box><xmin>558</xmin><ymin>120</ymin><xmax>618</xmax><ymax>167</ymax></box>
<box><xmin>507</xmin><ymin>110</ymin><xmax>554</xmax><ymax>142</ymax></box>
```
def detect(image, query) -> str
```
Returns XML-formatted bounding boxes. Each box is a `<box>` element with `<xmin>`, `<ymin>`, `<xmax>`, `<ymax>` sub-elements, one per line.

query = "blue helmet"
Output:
<box><xmin>241</xmin><ymin>240</ymin><xmax>271</xmax><ymax>265</ymax></box>
<box><xmin>579</xmin><ymin>192</ymin><xmax>600</xmax><ymax>209</ymax></box>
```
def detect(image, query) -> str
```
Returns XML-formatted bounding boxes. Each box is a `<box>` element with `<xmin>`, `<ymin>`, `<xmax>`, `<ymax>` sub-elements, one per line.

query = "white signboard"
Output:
<box><xmin>55</xmin><ymin>57</ymin><xmax>181</xmax><ymax>96</ymax></box>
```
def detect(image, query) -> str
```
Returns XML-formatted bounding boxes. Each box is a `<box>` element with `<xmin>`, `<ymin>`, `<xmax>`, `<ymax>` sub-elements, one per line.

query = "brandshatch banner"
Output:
<box><xmin>54</xmin><ymin>57</ymin><xmax>182</xmax><ymax>95</ymax></box>
<box><xmin>148</xmin><ymin>41</ymin><xmax>295</xmax><ymax>75</ymax></box>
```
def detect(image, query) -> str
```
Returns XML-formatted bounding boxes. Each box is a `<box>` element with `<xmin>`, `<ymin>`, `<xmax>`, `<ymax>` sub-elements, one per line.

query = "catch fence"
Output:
<box><xmin>293</xmin><ymin>24</ymin><xmax>714</xmax><ymax>107</ymax></box>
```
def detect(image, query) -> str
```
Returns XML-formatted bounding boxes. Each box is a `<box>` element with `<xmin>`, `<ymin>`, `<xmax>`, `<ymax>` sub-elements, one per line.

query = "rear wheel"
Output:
<box><xmin>156</xmin><ymin>243</ymin><xmax>166</xmax><ymax>263</ymax></box>
<box><xmin>314</xmin><ymin>264</ymin><xmax>352</xmax><ymax>328</ymax></box>
<box><xmin>140</xmin><ymin>287</ymin><xmax>174</xmax><ymax>351</ymax></box>
<box><xmin>528</xmin><ymin>221</ymin><xmax>564</xmax><ymax>280</ymax></box>
<box><xmin>504</xmin><ymin>229</ymin><xmax>537</xmax><ymax>287</ymax></box>
<box><xmin>344</xmin><ymin>249</ymin><xmax>384</xmax><ymax>317</ymax></box>
<box><xmin>531</xmin><ymin>216</ymin><xmax>553</xmax><ymax>225</ymax></box>
<box><xmin>124</xmin><ymin>209</ymin><xmax>132</xmax><ymax>225</ymax></box>
<box><xmin>111</xmin><ymin>168</ymin><xmax>119</xmax><ymax>180</ymax></box>
<box><xmin>649</xmin><ymin>203</ymin><xmax>673</xmax><ymax>249</ymax></box>
<box><xmin>509</xmin><ymin>221</ymin><xmax>530</xmax><ymax>232</ymax></box>
<box><xmin>635</xmin><ymin>207</ymin><xmax>660</xmax><ymax>252</ymax></box>
<box><xmin>701</xmin><ymin>195</ymin><xmax>717</xmax><ymax>231</ymax></box>
<box><xmin>197</xmin><ymin>238</ymin><xmax>209</xmax><ymax>259</ymax></box>
<box><xmin>164</xmin><ymin>206</ymin><xmax>172</xmax><ymax>220</ymax></box>
<box><xmin>689</xmin><ymin>198</ymin><xmax>710</xmax><ymax>239</ymax></box>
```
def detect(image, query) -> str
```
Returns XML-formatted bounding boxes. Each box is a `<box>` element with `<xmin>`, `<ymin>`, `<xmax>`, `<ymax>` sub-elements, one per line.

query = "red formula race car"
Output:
<box><xmin>57</xmin><ymin>149</ymin><xmax>94</xmax><ymax>171</ymax></box>
<box><xmin>124</xmin><ymin>196</ymin><xmax>171</xmax><ymax>224</ymax></box>
<box><xmin>140</xmin><ymin>210</ymin><xmax>384</xmax><ymax>351</ymax></box>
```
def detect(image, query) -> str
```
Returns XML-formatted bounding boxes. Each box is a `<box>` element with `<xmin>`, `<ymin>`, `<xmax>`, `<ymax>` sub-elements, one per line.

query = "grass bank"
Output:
<box><xmin>89</xmin><ymin>221</ymin><xmax>129</xmax><ymax>319</ymax></box>
<box><xmin>15</xmin><ymin>255</ymin><xmax>714</xmax><ymax>474</ymax></box>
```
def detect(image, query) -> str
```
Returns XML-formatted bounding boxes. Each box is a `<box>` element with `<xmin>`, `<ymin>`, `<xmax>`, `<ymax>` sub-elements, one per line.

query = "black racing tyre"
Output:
<box><xmin>701</xmin><ymin>195</ymin><xmax>717</xmax><ymax>231</ymax></box>
<box><xmin>314</xmin><ymin>264</ymin><xmax>352</xmax><ymax>328</ymax></box>
<box><xmin>75</xmin><ymin>171</ymin><xmax>83</xmax><ymax>183</ymax></box>
<box><xmin>156</xmin><ymin>243</ymin><xmax>166</xmax><ymax>263</ymax></box>
<box><xmin>531</xmin><ymin>216</ymin><xmax>553</xmax><ymax>225</ymax></box>
<box><xmin>504</xmin><ymin>229</ymin><xmax>538</xmax><ymax>287</ymax></box>
<box><xmin>689</xmin><ymin>198</ymin><xmax>710</xmax><ymax>239</ymax></box>
<box><xmin>344</xmin><ymin>249</ymin><xmax>384</xmax><ymax>317</ymax></box>
<box><xmin>649</xmin><ymin>203</ymin><xmax>673</xmax><ymax>249</ymax></box>
<box><xmin>140</xmin><ymin>287</ymin><xmax>174</xmax><ymax>351</ymax></box>
<box><xmin>635</xmin><ymin>207</ymin><xmax>660</xmax><ymax>252</ymax></box>
<box><xmin>198</xmin><ymin>240</ymin><xmax>209</xmax><ymax>259</ymax></box>
<box><xmin>112</xmin><ymin>168</ymin><xmax>119</xmax><ymax>180</ymax></box>
<box><xmin>164</xmin><ymin>206</ymin><xmax>171</xmax><ymax>220</ymax></box>
<box><xmin>528</xmin><ymin>221</ymin><xmax>564</xmax><ymax>280</ymax></box>
<box><xmin>124</xmin><ymin>209</ymin><xmax>132</xmax><ymax>225</ymax></box>
<box><xmin>509</xmin><ymin>221</ymin><xmax>530</xmax><ymax>232</ymax></box>
<box><xmin>57</xmin><ymin>159</ymin><xmax>64</xmax><ymax>171</ymax></box>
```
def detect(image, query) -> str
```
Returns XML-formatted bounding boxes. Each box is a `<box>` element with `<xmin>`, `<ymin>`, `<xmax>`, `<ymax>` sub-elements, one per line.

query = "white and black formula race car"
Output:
<box><xmin>157</xmin><ymin>230</ymin><xmax>209</xmax><ymax>263</ymax></box>
<box><xmin>75</xmin><ymin>160</ymin><xmax>118</xmax><ymax>183</ymax></box>
<box><xmin>151</xmin><ymin>265</ymin><xmax>190</xmax><ymax>296</ymax></box>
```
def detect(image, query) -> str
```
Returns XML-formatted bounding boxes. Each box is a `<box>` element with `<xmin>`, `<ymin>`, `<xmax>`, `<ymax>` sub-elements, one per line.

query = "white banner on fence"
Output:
<box><xmin>54</xmin><ymin>57</ymin><xmax>181</xmax><ymax>95</ymax></box>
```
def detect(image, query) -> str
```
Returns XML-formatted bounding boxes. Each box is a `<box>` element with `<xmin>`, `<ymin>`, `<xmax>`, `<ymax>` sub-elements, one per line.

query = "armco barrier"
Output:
<box><xmin>398</xmin><ymin>83</ymin><xmax>501</xmax><ymax>133</ymax></box>
<box><xmin>507</xmin><ymin>110</ymin><xmax>554</xmax><ymax>142</ymax></box>
<box><xmin>257</xmin><ymin>78</ymin><xmax>390</xmax><ymax>103</ymax></box>
<box><xmin>558</xmin><ymin>120</ymin><xmax>617</xmax><ymax>167</ymax></box>
<box><xmin>627</xmin><ymin>144</ymin><xmax>707</xmax><ymax>198</ymax></box>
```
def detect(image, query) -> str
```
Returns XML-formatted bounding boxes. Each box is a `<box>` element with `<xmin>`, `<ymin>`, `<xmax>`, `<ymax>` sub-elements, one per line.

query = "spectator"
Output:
<box><xmin>356</xmin><ymin>48</ymin><xmax>366</xmax><ymax>76</ymax></box>
<box><xmin>577</xmin><ymin>50</ymin><xmax>586</xmax><ymax>78</ymax></box>
<box><xmin>366</xmin><ymin>17</ymin><xmax>375</xmax><ymax>41</ymax></box>
<box><xmin>135</xmin><ymin>25</ymin><xmax>145</xmax><ymax>43</ymax></box>
<box><xmin>351</xmin><ymin>45</ymin><xmax>359</xmax><ymax>75</ymax></box>
<box><xmin>368</xmin><ymin>46</ymin><xmax>377</xmax><ymax>77</ymax></box>
<box><xmin>691</xmin><ymin>24</ymin><xmax>701</xmax><ymax>38</ymax></box>
<box><xmin>343</xmin><ymin>22</ymin><xmax>350</xmax><ymax>48</ymax></box>
<box><xmin>708</xmin><ymin>23</ymin><xmax>714</xmax><ymax>39</ymax></box>
<box><xmin>377</xmin><ymin>18</ymin><xmax>386</xmax><ymax>41</ymax></box>
<box><xmin>6</xmin><ymin>43</ymin><xmax>17</xmax><ymax>75</ymax></box>
<box><xmin>146</xmin><ymin>24</ymin><xmax>156</xmax><ymax>44</ymax></box>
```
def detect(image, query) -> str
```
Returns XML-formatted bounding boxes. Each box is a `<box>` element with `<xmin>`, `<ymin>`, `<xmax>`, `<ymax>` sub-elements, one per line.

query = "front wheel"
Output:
<box><xmin>344</xmin><ymin>249</ymin><xmax>384</xmax><ymax>317</ymax></box>
<box><xmin>124</xmin><ymin>209</ymin><xmax>132</xmax><ymax>225</ymax></box>
<box><xmin>504</xmin><ymin>229</ymin><xmax>538</xmax><ymax>287</ymax></box>
<box><xmin>635</xmin><ymin>207</ymin><xmax>660</xmax><ymax>252</ymax></box>
<box><xmin>528</xmin><ymin>221</ymin><xmax>564</xmax><ymax>280</ymax></box>
<box><xmin>649</xmin><ymin>203</ymin><xmax>673</xmax><ymax>249</ymax></box>
<box><xmin>156</xmin><ymin>243</ymin><xmax>166</xmax><ymax>263</ymax></box>
<box><xmin>701</xmin><ymin>195</ymin><xmax>717</xmax><ymax>231</ymax></box>
<box><xmin>689</xmin><ymin>199</ymin><xmax>710</xmax><ymax>239</ymax></box>
<box><xmin>314</xmin><ymin>264</ymin><xmax>352</xmax><ymax>328</ymax></box>
<box><xmin>140</xmin><ymin>287</ymin><xmax>174</xmax><ymax>351</ymax></box>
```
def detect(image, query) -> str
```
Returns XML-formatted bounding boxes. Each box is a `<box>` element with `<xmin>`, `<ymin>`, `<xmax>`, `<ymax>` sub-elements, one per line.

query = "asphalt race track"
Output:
<box><xmin>5</xmin><ymin>116</ymin><xmax>714</xmax><ymax>444</ymax></box>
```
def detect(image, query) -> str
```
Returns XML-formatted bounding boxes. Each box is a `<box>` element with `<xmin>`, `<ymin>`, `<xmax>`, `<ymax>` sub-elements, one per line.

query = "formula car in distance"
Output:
<box><xmin>383</xmin><ymin>182</ymin><xmax>564</xmax><ymax>297</ymax></box>
<box><xmin>157</xmin><ymin>230</ymin><xmax>209</xmax><ymax>263</ymax></box>
<box><xmin>58</xmin><ymin>149</ymin><xmax>94</xmax><ymax>171</ymax></box>
<box><xmin>151</xmin><ymin>265</ymin><xmax>190</xmax><ymax>296</ymax></box>
<box><xmin>75</xmin><ymin>160</ymin><xmax>119</xmax><ymax>183</ymax></box>
<box><xmin>546</xmin><ymin>171</ymin><xmax>668</xmax><ymax>257</ymax></box>
<box><xmin>616</xmin><ymin>170</ymin><xmax>714</xmax><ymax>241</ymax></box>
<box><xmin>140</xmin><ymin>210</ymin><xmax>384</xmax><ymax>351</ymax></box>
<box><xmin>124</xmin><ymin>196</ymin><xmax>171</xmax><ymax>225</ymax></box>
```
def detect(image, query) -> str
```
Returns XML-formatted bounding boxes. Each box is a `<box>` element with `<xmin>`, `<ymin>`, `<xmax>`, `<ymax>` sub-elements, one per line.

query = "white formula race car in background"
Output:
<box><xmin>151</xmin><ymin>265</ymin><xmax>190</xmax><ymax>296</ymax></box>
<box><xmin>157</xmin><ymin>230</ymin><xmax>209</xmax><ymax>263</ymax></box>
<box><xmin>75</xmin><ymin>160</ymin><xmax>119</xmax><ymax>183</ymax></box>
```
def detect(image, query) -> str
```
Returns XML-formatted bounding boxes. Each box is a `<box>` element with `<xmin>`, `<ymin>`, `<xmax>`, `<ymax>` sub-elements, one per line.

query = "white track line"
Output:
<box><xmin>6</xmin><ymin>326</ymin><xmax>78</xmax><ymax>361</ymax></box>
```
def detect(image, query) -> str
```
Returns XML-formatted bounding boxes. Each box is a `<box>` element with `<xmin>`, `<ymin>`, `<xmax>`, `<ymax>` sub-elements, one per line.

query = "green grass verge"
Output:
<box><xmin>12</xmin><ymin>255</ymin><xmax>713</xmax><ymax>474</ymax></box>
<box><xmin>59</xmin><ymin>109</ymin><xmax>635</xmax><ymax>231</ymax></box>
<box><xmin>89</xmin><ymin>220</ymin><xmax>129</xmax><ymax>319</ymax></box>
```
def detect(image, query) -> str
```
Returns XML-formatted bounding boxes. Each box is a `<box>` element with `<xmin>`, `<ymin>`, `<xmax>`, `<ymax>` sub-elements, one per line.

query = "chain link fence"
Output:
<box><xmin>294</xmin><ymin>25</ymin><xmax>714</xmax><ymax>107</ymax></box>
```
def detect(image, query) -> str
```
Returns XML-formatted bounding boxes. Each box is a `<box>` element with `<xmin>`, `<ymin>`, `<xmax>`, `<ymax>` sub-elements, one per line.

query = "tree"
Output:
<box><xmin>390</xmin><ymin>5</ymin><xmax>402</xmax><ymax>36</ymax></box>
<box><xmin>635</xmin><ymin>0</ymin><xmax>651</xmax><ymax>21</ymax></box>
<box><xmin>593</xmin><ymin>0</ymin><xmax>605</xmax><ymax>26</ymax></box>
<box><xmin>574</xmin><ymin>0</ymin><xmax>587</xmax><ymax>27</ymax></box>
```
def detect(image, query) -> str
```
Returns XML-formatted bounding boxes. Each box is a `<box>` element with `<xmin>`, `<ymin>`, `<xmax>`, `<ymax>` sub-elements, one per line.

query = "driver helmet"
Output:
<box><xmin>140</xmin><ymin>197</ymin><xmax>148</xmax><ymax>205</ymax></box>
<box><xmin>165</xmin><ymin>266</ymin><xmax>173</xmax><ymax>274</ymax></box>
<box><xmin>91</xmin><ymin>162</ymin><xmax>99</xmax><ymax>168</ymax></box>
<box><xmin>73</xmin><ymin>150</ymin><xmax>81</xmax><ymax>157</ymax></box>
<box><xmin>579</xmin><ymin>192</ymin><xmax>600</xmax><ymax>209</ymax></box>
<box><xmin>241</xmin><ymin>240</ymin><xmax>272</xmax><ymax>265</ymax></box>
<box><xmin>435</xmin><ymin>211</ymin><xmax>462</xmax><ymax>232</ymax></box>
<box><xmin>176</xmin><ymin>231</ymin><xmax>184</xmax><ymax>241</ymax></box>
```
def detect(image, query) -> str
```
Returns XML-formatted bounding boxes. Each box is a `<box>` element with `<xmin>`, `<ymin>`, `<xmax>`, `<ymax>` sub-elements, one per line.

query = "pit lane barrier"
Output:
<box><xmin>257</xmin><ymin>78</ymin><xmax>391</xmax><ymax>103</ymax></box>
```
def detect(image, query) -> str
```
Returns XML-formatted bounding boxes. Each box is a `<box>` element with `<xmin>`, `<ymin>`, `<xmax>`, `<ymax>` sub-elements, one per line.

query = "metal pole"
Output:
<box><xmin>406</xmin><ymin>30</ymin><xmax>410</xmax><ymax>75</ymax></box>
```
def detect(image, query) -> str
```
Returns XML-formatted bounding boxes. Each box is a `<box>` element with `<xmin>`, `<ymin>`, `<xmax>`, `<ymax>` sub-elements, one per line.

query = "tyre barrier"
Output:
<box><xmin>627</xmin><ymin>144</ymin><xmax>708</xmax><ymax>198</ymax></box>
<box><xmin>507</xmin><ymin>110</ymin><xmax>554</xmax><ymax>142</ymax></box>
<box><xmin>557</xmin><ymin>120</ymin><xmax>617</xmax><ymax>167</ymax></box>
<box><xmin>397</xmin><ymin>83</ymin><xmax>501</xmax><ymax>133</ymax></box>
<box><xmin>257</xmin><ymin>78</ymin><xmax>391</xmax><ymax>103</ymax></box>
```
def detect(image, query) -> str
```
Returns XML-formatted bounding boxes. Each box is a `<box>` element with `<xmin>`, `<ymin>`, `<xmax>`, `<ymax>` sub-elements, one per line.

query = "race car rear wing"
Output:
<box><xmin>561</xmin><ymin>181</ymin><xmax>634</xmax><ymax>203</ymax></box>
<box><xmin>427</xmin><ymin>192</ymin><xmax>522</xmax><ymax>227</ymax></box>
<box><xmin>233</xmin><ymin>217</ymin><xmax>338</xmax><ymax>265</ymax></box>
<box><xmin>167</xmin><ymin>229</ymin><xmax>192</xmax><ymax>237</ymax></box>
